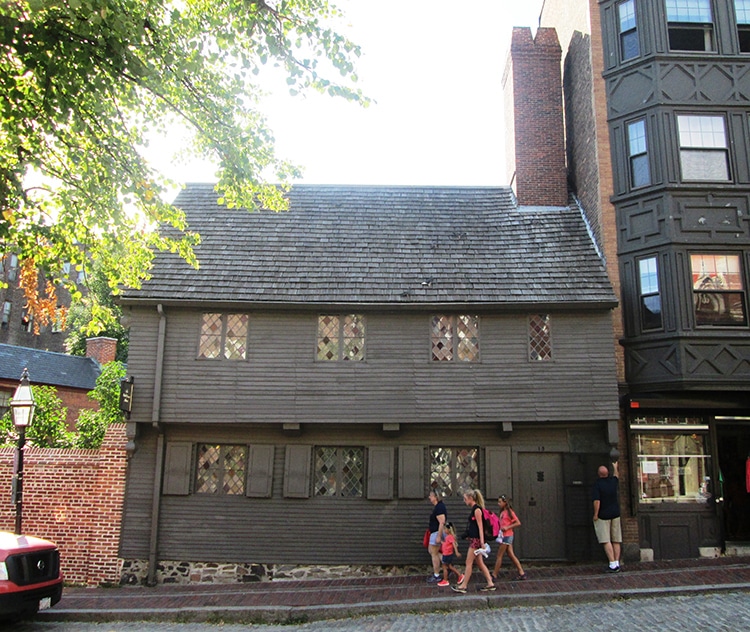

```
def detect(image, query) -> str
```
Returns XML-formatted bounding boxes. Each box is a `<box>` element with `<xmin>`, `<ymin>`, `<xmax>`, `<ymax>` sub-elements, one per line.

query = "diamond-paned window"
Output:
<box><xmin>314</xmin><ymin>446</ymin><xmax>364</xmax><ymax>497</ymax></box>
<box><xmin>195</xmin><ymin>444</ymin><xmax>247</xmax><ymax>495</ymax></box>
<box><xmin>316</xmin><ymin>314</ymin><xmax>365</xmax><ymax>361</ymax></box>
<box><xmin>431</xmin><ymin>315</ymin><xmax>479</xmax><ymax>362</ymax></box>
<box><xmin>198</xmin><ymin>313</ymin><xmax>249</xmax><ymax>360</ymax></box>
<box><xmin>430</xmin><ymin>447</ymin><xmax>479</xmax><ymax>497</ymax></box>
<box><xmin>528</xmin><ymin>314</ymin><xmax>552</xmax><ymax>361</ymax></box>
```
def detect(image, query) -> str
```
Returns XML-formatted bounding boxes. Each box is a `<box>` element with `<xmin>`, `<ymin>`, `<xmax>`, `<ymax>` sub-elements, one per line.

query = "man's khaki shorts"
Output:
<box><xmin>594</xmin><ymin>516</ymin><xmax>622</xmax><ymax>544</ymax></box>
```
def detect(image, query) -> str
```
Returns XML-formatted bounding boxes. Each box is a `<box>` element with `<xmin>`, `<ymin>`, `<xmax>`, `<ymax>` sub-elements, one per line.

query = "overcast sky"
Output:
<box><xmin>154</xmin><ymin>1</ymin><xmax>544</xmax><ymax>188</ymax></box>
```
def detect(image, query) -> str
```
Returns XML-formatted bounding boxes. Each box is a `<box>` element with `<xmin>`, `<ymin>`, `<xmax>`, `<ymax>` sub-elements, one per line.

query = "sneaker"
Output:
<box><xmin>457</xmin><ymin>574</ymin><xmax>465</xmax><ymax>583</ymax></box>
<box><xmin>451</xmin><ymin>584</ymin><xmax>467</xmax><ymax>594</ymax></box>
<box><xmin>512</xmin><ymin>574</ymin><xmax>527</xmax><ymax>581</ymax></box>
<box><xmin>437</xmin><ymin>579</ymin><xmax>450</xmax><ymax>587</ymax></box>
<box><xmin>479</xmin><ymin>584</ymin><xmax>497</xmax><ymax>591</ymax></box>
<box><xmin>427</xmin><ymin>574</ymin><xmax>441</xmax><ymax>583</ymax></box>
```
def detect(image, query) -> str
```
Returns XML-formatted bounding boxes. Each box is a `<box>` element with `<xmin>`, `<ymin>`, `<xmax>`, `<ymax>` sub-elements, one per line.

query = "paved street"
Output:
<box><xmin>7</xmin><ymin>591</ymin><xmax>750</xmax><ymax>632</ymax></box>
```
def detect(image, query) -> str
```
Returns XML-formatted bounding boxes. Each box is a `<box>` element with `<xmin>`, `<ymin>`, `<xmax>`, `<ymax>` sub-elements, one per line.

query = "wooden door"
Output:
<box><xmin>516</xmin><ymin>452</ymin><xmax>565</xmax><ymax>559</ymax></box>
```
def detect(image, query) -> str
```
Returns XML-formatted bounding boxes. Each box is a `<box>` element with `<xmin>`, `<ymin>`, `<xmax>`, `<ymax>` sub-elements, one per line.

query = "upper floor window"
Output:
<box><xmin>736</xmin><ymin>0</ymin><xmax>750</xmax><ymax>51</ymax></box>
<box><xmin>677</xmin><ymin>115</ymin><xmax>729</xmax><ymax>181</ymax></box>
<box><xmin>638</xmin><ymin>256</ymin><xmax>663</xmax><ymax>330</ymax></box>
<box><xmin>627</xmin><ymin>119</ymin><xmax>651</xmax><ymax>188</ymax></box>
<box><xmin>619</xmin><ymin>0</ymin><xmax>640</xmax><ymax>60</ymax></box>
<box><xmin>195</xmin><ymin>444</ymin><xmax>246</xmax><ymax>495</ymax></box>
<box><xmin>666</xmin><ymin>0</ymin><xmax>714</xmax><ymax>51</ymax></box>
<box><xmin>316</xmin><ymin>314</ymin><xmax>365</xmax><ymax>361</ymax></box>
<box><xmin>691</xmin><ymin>253</ymin><xmax>747</xmax><ymax>326</ymax></box>
<box><xmin>0</xmin><ymin>390</ymin><xmax>10</xmax><ymax>418</ymax></box>
<box><xmin>430</xmin><ymin>447</ymin><xmax>479</xmax><ymax>497</ymax></box>
<box><xmin>314</xmin><ymin>446</ymin><xmax>364</xmax><ymax>497</ymax></box>
<box><xmin>1</xmin><ymin>301</ymin><xmax>10</xmax><ymax>329</ymax></box>
<box><xmin>528</xmin><ymin>314</ymin><xmax>552</xmax><ymax>361</ymax></box>
<box><xmin>4</xmin><ymin>254</ymin><xmax>18</xmax><ymax>282</ymax></box>
<box><xmin>431</xmin><ymin>315</ymin><xmax>479</xmax><ymax>362</ymax></box>
<box><xmin>198</xmin><ymin>313</ymin><xmax>249</xmax><ymax>360</ymax></box>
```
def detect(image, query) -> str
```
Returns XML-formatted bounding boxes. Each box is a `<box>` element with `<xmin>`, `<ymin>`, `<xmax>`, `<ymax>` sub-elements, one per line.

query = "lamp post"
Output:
<box><xmin>10</xmin><ymin>368</ymin><xmax>35</xmax><ymax>535</ymax></box>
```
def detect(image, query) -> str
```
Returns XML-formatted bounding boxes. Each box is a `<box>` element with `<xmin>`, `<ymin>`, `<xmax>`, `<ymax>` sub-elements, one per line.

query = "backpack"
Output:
<box><xmin>482</xmin><ymin>508</ymin><xmax>501</xmax><ymax>539</ymax></box>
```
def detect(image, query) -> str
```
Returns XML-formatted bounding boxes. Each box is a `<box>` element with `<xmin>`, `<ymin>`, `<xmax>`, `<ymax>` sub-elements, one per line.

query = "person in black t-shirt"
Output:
<box><xmin>592</xmin><ymin>460</ymin><xmax>622</xmax><ymax>573</ymax></box>
<box><xmin>426</xmin><ymin>490</ymin><xmax>447</xmax><ymax>583</ymax></box>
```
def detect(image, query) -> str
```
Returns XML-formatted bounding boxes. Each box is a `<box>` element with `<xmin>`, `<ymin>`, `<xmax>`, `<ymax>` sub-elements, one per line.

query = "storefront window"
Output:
<box><xmin>631</xmin><ymin>417</ymin><xmax>710</xmax><ymax>503</ymax></box>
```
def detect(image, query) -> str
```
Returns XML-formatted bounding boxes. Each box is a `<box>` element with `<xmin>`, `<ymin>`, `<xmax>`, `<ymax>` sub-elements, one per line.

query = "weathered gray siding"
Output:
<box><xmin>128</xmin><ymin>307</ymin><xmax>619</xmax><ymax>426</ymax></box>
<box><xmin>120</xmin><ymin>422</ymin><xmax>608</xmax><ymax>564</ymax></box>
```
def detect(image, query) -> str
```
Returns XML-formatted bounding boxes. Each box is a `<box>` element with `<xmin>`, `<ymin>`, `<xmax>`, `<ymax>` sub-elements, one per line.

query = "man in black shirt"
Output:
<box><xmin>592</xmin><ymin>460</ymin><xmax>621</xmax><ymax>573</ymax></box>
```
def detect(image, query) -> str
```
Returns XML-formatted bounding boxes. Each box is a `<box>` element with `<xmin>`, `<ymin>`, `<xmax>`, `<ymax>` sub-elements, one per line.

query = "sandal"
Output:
<box><xmin>512</xmin><ymin>574</ymin><xmax>527</xmax><ymax>581</ymax></box>
<box><xmin>451</xmin><ymin>584</ymin><xmax>467</xmax><ymax>594</ymax></box>
<box><xmin>479</xmin><ymin>584</ymin><xmax>497</xmax><ymax>591</ymax></box>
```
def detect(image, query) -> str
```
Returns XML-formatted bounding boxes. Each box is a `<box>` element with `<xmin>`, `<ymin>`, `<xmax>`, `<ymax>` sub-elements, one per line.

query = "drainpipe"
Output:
<box><xmin>147</xmin><ymin>304</ymin><xmax>167</xmax><ymax>586</ymax></box>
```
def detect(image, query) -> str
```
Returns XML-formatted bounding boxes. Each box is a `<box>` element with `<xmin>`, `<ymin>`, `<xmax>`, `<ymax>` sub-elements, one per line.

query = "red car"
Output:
<box><xmin>0</xmin><ymin>531</ymin><xmax>63</xmax><ymax>618</ymax></box>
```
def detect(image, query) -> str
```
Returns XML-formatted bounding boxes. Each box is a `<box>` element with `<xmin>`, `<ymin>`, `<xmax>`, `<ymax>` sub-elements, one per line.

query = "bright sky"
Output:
<box><xmin>157</xmin><ymin>0</ymin><xmax>544</xmax><ymax>187</ymax></box>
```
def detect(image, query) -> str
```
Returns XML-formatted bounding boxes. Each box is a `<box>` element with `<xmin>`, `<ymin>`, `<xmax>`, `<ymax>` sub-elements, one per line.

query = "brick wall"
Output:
<box><xmin>505</xmin><ymin>27</ymin><xmax>568</xmax><ymax>207</ymax></box>
<box><xmin>0</xmin><ymin>423</ymin><xmax>128</xmax><ymax>585</ymax></box>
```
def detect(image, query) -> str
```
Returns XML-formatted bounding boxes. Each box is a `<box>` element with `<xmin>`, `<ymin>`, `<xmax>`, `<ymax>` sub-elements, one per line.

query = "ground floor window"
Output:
<box><xmin>430</xmin><ymin>447</ymin><xmax>478</xmax><ymax>496</ymax></box>
<box><xmin>631</xmin><ymin>416</ymin><xmax>710</xmax><ymax>503</ymax></box>
<box><xmin>314</xmin><ymin>446</ymin><xmax>365</xmax><ymax>497</ymax></box>
<box><xmin>195</xmin><ymin>444</ymin><xmax>247</xmax><ymax>495</ymax></box>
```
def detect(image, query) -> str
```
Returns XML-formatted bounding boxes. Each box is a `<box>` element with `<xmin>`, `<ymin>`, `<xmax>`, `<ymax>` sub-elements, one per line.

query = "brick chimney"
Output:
<box><xmin>86</xmin><ymin>337</ymin><xmax>117</xmax><ymax>365</ymax></box>
<box><xmin>503</xmin><ymin>27</ymin><xmax>568</xmax><ymax>206</ymax></box>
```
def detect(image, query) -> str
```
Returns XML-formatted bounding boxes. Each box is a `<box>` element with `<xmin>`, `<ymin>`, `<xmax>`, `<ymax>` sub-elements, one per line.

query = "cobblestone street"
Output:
<box><xmin>8</xmin><ymin>590</ymin><xmax>750</xmax><ymax>632</ymax></box>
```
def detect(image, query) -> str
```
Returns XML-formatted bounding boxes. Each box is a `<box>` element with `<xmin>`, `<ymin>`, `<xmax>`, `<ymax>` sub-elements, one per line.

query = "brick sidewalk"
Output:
<box><xmin>38</xmin><ymin>556</ymin><xmax>750</xmax><ymax>624</ymax></box>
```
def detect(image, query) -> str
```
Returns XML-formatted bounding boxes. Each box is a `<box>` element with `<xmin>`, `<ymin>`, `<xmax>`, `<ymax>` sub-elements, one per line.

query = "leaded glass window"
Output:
<box><xmin>195</xmin><ymin>444</ymin><xmax>247</xmax><ymax>495</ymax></box>
<box><xmin>316</xmin><ymin>314</ymin><xmax>365</xmax><ymax>361</ymax></box>
<box><xmin>431</xmin><ymin>315</ymin><xmax>479</xmax><ymax>362</ymax></box>
<box><xmin>430</xmin><ymin>447</ymin><xmax>479</xmax><ymax>497</ymax></box>
<box><xmin>314</xmin><ymin>446</ymin><xmax>365</xmax><ymax>496</ymax></box>
<box><xmin>528</xmin><ymin>314</ymin><xmax>552</xmax><ymax>361</ymax></box>
<box><xmin>198</xmin><ymin>313</ymin><xmax>249</xmax><ymax>360</ymax></box>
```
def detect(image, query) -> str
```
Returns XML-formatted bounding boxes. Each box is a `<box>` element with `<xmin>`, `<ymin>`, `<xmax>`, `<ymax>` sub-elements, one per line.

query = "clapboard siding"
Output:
<box><xmin>120</xmin><ymin>422</ymin><xmax>610</xmax><ymax>564</ymax></box>
<box><xmin>138</xmin><ymin>308</ymin><xmax>618</xmax><ymax>426</ymax></box>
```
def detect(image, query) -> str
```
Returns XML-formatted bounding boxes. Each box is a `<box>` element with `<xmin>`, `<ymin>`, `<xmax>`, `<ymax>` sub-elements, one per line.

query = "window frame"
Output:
<box><xmin>690</xmin><ymin>252</ymin><xmax>747</xmax><ymax>327</ymax></box>
<box><xmin>630</xmin><ymin>415</ymin><xmax>711</xmax><ymax>504</ymax></box>
<box><xmin>315</xmin><ymin>314</ymin><xmax>366</xmax><ymax>362</ymax></box>
<box><xmin>430</xmin><ymin>314</ymin><xmax>480</xmax><ymax>362</ymax></box>
<box><xmin>313</xmin><ymin>446</ymin><xmax>366</xmax><ymax>497</ymax></box>
<box><xmin>194</xmin><ymin>443</ymin><xmax>248</xmax><ymax>496</ymax></box>
<box><xmin>637</xmin><ymin>256</ymin><xmax>663</xmax><ymax>331</ymax></box>
<box><xmin>627</xmin><ymin>118</ymin><xmax>651</xmax><ymax>188</ymax></box>
<box><xmin>665</xmin><ymin>0</ymin><xmax>715</xmax><ymax>52</ymax></box>
<box><xmin>618</xmin><ymin>0</ymin><xmax>640</xmax><ymax>61</ymax></box>
<box><xmin>197</xmin><ymin>312</ymin><xmax>249</xmax><ymax>361</ymax></box>
<box><xmin>429</xmin><ymin>446</ymin><xmax>479</xmax><ymax>497</ymax></box>
<box><xmin>677</xmin><ymin>114</ymin><xmax>730</xmax><ymax>182</ymax></box>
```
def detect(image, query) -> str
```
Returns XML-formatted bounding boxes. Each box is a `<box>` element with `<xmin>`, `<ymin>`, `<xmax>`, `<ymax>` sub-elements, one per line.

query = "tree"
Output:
<box><xmin>0</xmin><ymin>385</ymin><xmax>74</xmax><ymax>448</ymax></box>
<box><xmin>0</xmin><ymin>0</ymin><xmax>366</xmax><ymax>326</ymax></box>
<box><xmin>74</xmin><ymin>360</ymin><xmax>126</xmax><ymax>448</ymax></box>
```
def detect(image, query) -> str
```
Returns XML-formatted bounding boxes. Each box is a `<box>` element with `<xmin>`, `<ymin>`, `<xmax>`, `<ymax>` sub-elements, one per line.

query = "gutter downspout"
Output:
<box><xmin>147</xmin><ymin>303</ymin><xmax>167</xmax><ymax>586</ymax></box>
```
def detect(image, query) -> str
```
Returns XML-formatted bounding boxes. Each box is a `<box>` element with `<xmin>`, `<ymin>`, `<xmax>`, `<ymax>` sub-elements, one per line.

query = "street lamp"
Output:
<box><xmin>10</xmin><ymin>368</ymin><xmax>35</xmax><ymax>535</ymax></box>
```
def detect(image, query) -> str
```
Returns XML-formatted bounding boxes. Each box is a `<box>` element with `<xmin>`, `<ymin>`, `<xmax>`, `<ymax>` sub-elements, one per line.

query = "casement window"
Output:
<box><xmin>430</xmin><ymin>447</ymin><xmax>479</xmax><ymax>497</ymax></box>
<box><xmin>638</xmin><ymin>257</ymin><xmax>663</xmax><ymax>330</ymax></box>
<box><xmin>666</xmin><ymin>0</ymin><xmax>714</xmax><ymax>51</ymax></box>
<box><xmin>627</xmin><ymin>119</ymin><xmax>651</xmax><ymax>188</ymax></box>
<box><xmin>316</xmin><ymin>314</ymin><xmax>365</xmax><ymax>361</ymax></box>
<box><xmin>314</xmin><ymin>446</ymin><xmax>365</xmax><ymax>497</ymax></box>
<box><xmin>691</xmin><ymin>253</ymin><xmax>747</xmax><ymax>326</ymax></box>
<box><xmin>528</xmin><ymin>314</ymin><xmax>552</xmax><ymax>361</ymax></box>
<box><xmin>198</xmin><ymin>313</ymin><xmax>249</xmax><ymax>360</ymax></box>
<box><xmin>737</xmin><ymin>0</ymin><xmax>750</xmax><ymax>51</ymax></box>
<box><xmin>1</xmin><ymin>301</ymin><xmax>10</xmax><ymax>329</ymax></box>
<box><xmin>619</xmin><ymin>0</ymin><xmax>640</xmax><ymax>60</ymax></box>
<box><xmin>431</xmin><ymin>315</ymin><xmax>479</xmax><ymax>362</ymax></box>
<box><xmin>195</xmin><ymin>444</ymin><xmax>247</xmax><ymax>495</ymax></box>
<box><xmin>630</xmin><ymin>416</ymin><xmax>710</xmax><ymax>504</ymax></box>
<box><xmin>677</xmin><ymin>115</ymin><xmax>729</xmax><ymax>181</ymax></box>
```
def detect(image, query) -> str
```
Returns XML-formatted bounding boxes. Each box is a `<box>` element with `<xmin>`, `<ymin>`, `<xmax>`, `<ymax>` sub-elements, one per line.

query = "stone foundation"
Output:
<box><xmin>120</xmin><ymin>559</ymin><xmax>425</xmax><ymax>586</ymax></box>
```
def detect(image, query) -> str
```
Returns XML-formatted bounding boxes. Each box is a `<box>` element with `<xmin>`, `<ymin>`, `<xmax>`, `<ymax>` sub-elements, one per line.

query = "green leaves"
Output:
<box><xmin>0</xmin><ymin>0</ymin><xmax>367</xmax><ymax>325</ymax></box>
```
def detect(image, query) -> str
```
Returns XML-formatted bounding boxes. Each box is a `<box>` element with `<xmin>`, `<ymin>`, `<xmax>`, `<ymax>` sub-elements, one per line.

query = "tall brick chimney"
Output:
<box><xmin>86</xmin><ymin>337</ymin><xmax>117</xmax><ymax>365</ymax></box>
<box><xmin>503</xmin><ymin>27</ymin><xmax>568</xmax><ymax>206</ymax></box>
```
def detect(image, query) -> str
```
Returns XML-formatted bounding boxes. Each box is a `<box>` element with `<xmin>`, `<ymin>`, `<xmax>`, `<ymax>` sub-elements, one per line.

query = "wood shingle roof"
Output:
<box><xmin>120</xmin><ymin>184</ymin><xmax>616</xmax><ymax>308</ymax></box>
